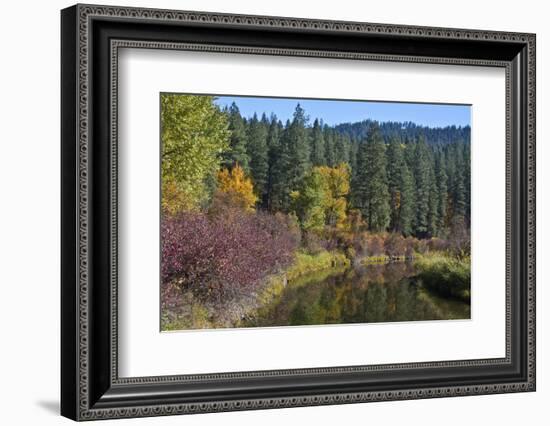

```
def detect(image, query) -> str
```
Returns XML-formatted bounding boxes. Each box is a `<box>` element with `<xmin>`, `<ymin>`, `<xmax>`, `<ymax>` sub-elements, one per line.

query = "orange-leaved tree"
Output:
<box><xmin>214</xmin><ymin>164</ymin><xmax>258</xmax><ymax>212</ymax></box>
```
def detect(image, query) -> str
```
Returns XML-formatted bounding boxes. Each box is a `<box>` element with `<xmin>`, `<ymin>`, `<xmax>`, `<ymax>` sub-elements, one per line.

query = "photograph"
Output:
<box><xmin>160</xmin><ymin>94</ymin><xmax>472</xmax><ymax>331</ymax></box>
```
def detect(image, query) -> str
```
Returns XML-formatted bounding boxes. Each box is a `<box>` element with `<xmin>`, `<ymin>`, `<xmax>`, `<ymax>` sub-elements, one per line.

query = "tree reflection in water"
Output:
<box><xmin>243</xmin><ymin>262</ymin><xmax>470</xmax><ymax>328</ymax></box>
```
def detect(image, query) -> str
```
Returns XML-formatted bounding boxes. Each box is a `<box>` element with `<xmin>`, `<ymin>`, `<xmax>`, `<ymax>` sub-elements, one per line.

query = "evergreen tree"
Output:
<box><xmin>222</xmin><ymin>102</ymin><xmax>249</xmax><ymax>171</ymax></box>
<box><xmin>334</xmin><ymin>133</ymin><xmax>351</xmax><ymax>165</ymax></box>
<box><xmin>451</xmin><ymin>142</ymin><xmax>466</xmax><ymax>222</ymax></box>
<box><xmin>427</xmin><ymin>152</ymin><xmax>439</xmax><ymax>236</ymax></box>
<box><xmin>266</xmin><ymin>116</ymin><xmax>282</xmax><ymax>211</ymax></box>
<box><xmin>310</xmin><ymin>118</ymin><xmax>326</xmax><ymax>166</ymax></box>
<box><xmin>246</xmin><ymin>113</ymin><xmax>269</xmax><ymax>204</ymax></box>
<box><xmin>349</xmin><ymin>137</ymin><xmax>359</xmax><ymax>178</ymax></box>
<box><xmin>435</xmin><ymin>151</ymin><xmax>448</xmax><ymax>236</ymax></box>
<box><xmin>323</xmin><ymin>125</ymin><xmax>336</xmax><ymax>167</ymax></box>
<box><xmin>386</xmin><ymin>137</ymin><xmax>414</xmax><ymax>235</ymax></box>
<box><xmin>270</xmin><ymin>120</ymin><xmax>290</xmax><ymax>212</ymax></box>
<box><xmin>352</xmin><ymin>124</ymin><xmax>390</xmax><ymax>231</ymax></box>
<box><xmin>282</xmin><ymin>104</ymin><xmax>311</xmax><ymax>210</ymax></box>
<box><xmin>399</xmin><ymin>164</ymin><xmax>415</xmax><ymax>236</ymax></box>
<box><xmin>412</xmin><ymin>136</ymin><xmax>432</xmax><ymax>237</ymax></box>
<box><xmin>463</xmin><ymin>141</ymin><xmax>471</xmax><ymax>225</ymax></box>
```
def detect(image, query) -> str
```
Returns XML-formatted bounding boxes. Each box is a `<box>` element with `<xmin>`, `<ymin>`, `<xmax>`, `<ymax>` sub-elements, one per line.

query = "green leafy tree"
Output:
<box><xmin>317</xmin><ymin>163</ymin><xmax>351</xmax><ymax>227</ymax></box>
<box><xmin>290</xmin><ymin>168</ymin><xmax>326</xmax><ymax>233</ymax></box>
<box><xmin>161</xmin><ymin>94</ymin><xmax>229</xmax><ymax>212</ymax></box>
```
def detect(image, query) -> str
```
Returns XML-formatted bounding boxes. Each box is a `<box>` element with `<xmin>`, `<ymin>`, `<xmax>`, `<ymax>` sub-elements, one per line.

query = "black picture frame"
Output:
<box><xmin>61</xmin><ymin>4</ymin><xmax>536</xmax><ymax>421</ymax></box>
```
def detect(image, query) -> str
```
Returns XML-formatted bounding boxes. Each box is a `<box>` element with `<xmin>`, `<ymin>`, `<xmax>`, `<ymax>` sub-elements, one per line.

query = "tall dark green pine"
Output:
<box><xmin>285</xmin><ymin>104</ymin><xmax>311</xmax><ymax>195</ymax></box>
<box><xmin>349</xmin><ymin>137</ymin><xmax>359</xmax><ymax>178</ymax></box>
<box><xmin>334</xmin><ymin>133</ymin><xmax>351</xmax><ymax>165</ymax></box>
<box><xmin>427</xmin><ymin>152</ymin><xmax>439</xmax><ymax>237</ymax></box>
<box><xmin>246</xmin><ymin>113</ymin><xmax>269</xmax><ymax>205</ymax></box>
<box><xmin>323</xmin><ymin>125</ymin><xmax>336</xmax><ymax>167</ymax></box>
<box><xmin>270</xmin><ymin>119</ymin><xmax>292</xmax><ymax>211</ymax></box>
<box><xmin>266</xmin><ymin>115</ymin><xmax>282</xmax><ymax>211</ymax></box>
<box><xmin>222</xmin><ymin>102</ymin><xmax>250</xmax><ymax>172</ymax></box>
<box><xmin>463</xmin><ymin>141</ymin><xmax>471</xmax><ymax>225</ymax></box>
<box><xmin>272</xmin><ymin>105</ymin><xmax>311</xmax><ymax>212</ymax></box>
<box><xmin>412</xmin><ymin>136</ymin><xmax>432</xmax><ymax>237</ymax></box>
<box><xmin>352</xmin><ymin>124</ymin><xmax>390</xmax><ymax>231</ymax></box>
<box><xmin>399</xmin><ymin>164</ymin><xmax>415</xmax><ymax>236</ymax></box>
<box><xmin>387</xmin><ymin>137</ymin><xmax>403</xmax><ymax>231</ymax></box>
<box><xmin>452</xmin><ymin>142</ymin><xmax>467</xmax><ymax>224</ymax></box>
<box><xmin>435</xmin><ymin>151</ymin><xmax>448</xmax><ymax>236</ymax></box>
<box><xmin>310</xmin><ymin>118</ymin><xmax>326</xmax><ymax>166</ymax></box>
<box><xmin>386</xmin><ymin>137</ymin><xmax>414</xmax><ymax>235</ymax></box>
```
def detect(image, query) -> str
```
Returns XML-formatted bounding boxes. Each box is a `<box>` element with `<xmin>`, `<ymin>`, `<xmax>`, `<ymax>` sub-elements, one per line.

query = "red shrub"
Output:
<box><xmin>161</xmin><ymin>211</ymin><xmax>298</xmax><ymax>302</ymax></box>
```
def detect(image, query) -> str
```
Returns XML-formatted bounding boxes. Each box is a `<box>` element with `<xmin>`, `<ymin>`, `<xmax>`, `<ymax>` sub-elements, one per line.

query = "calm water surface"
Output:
<box><xmin>243</xmin><ymin>262</ymin><xmax>470</xmax><ymax>328</ymax></box>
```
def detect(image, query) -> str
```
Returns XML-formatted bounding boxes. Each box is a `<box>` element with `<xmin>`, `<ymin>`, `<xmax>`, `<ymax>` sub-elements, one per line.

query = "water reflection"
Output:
<box><xmin>243</xmin><ymin>262</ymin><xmax>470</xmax><ymax>328</ymax></box>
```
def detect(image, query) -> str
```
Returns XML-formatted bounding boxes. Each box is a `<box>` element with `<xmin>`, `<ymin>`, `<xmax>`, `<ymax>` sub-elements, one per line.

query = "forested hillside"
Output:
<box><xmin>219</xmin><ymin>101</ymin><xmax>471</xmax><ymax>238</ymax></box>
<box><xmin>334</xmin><ymin>119</ymin><xmax>471</xmax><ymax>147</ymax></box>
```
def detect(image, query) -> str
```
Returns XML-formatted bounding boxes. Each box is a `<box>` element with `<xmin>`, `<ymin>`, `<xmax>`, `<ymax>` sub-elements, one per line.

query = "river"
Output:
<box><xmin>242</xmin><ymin>261</ymin><xmax>470</xmax><ymax>328</ymax></box>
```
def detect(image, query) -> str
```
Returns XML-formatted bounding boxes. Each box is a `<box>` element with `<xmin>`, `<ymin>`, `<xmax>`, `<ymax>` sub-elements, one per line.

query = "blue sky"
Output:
<box><xmin>214</xmin><ymin>96</ymin><xmax>470</xmax><ymax>128</ymax></box>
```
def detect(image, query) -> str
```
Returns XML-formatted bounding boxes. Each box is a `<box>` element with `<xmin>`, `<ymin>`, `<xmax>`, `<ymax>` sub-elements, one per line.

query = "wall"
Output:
<box><xmin>0</xmin><ymin>0</ymin><xmax>546</xmax><ymax>424</ymax></box>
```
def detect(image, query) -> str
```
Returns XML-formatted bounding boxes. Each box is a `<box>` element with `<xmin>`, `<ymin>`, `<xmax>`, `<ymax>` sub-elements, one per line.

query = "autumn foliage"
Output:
<box><xmin>161</xmin><ymin>210</ymin><xmax>298</xmax><ymax>302</ymax></box>
<box><xmin>214</xmin><ymin>164</ymin><xmax>258</xmax><ymax>211</ymax></box>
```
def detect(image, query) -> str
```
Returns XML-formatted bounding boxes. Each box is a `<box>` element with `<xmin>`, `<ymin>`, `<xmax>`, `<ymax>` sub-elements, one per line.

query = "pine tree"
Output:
<box><xmin>349</xmin><ymin>137</ymin><xmax>359</xmax><ymax>178</ymax></box>
<box><xmin>310</xmin><ymin>118</ymin><xmax>326</xmax><ymax>166</ymax></box>
<box><xmin>412</xmin><ymin>136</ymin><xmax>432</xmax><ymax>237</ymax></box>
<box><xmin>463</xmin><ymin>141</ymin><xmax>471</xmax><ymax>225</ymax></box>
<box><xmin>435</xmin><ymin>151</ymin><xmax>448</xmax><ymax>236</ymax></box>
<box><xmin>427</xmin><ymin>153</ymin><xmax>439</xmax><ymax>236</ymax></box>
<box><xmin>352</xmin><ymin>124</ymin><xmax>390</xmax><ymax>231</ymax></box>
<box><xmin>386</xmin><ymin>137</ymin><xmax>415</xmax><ymax>236</ymax></box>
<box><xmin>323</xmin><ymin>125</ymin><xmax>336</xmax><ymax>167</ymax></box>
<box><xmin>452</xmin><ymin>142</ymin><xmax>466</xmax><ymax>222</ymax></box>
<box><xmin>334</xmin><ymin>133</ymin><xmax>350</xmax><ymax>165</ymax></box>
<box><xmin>222</xmin><ymin>102</ymin><xmax>250</xmax><ymax>171</ymax></box>
<box><xmin>266</xmin><ymin>115</ymin><xmax>282</xmax><ymax>211</ymax></box>
<box><xmin>282</xmin><ymin>104</ymin><xmax>311</xmax><ymax>209</ymax></box>
<box><xmin>246</xmin><ymin>113</ymin><xmax>269</xmax><ymax>204</ymax></box>
<box><xmin>399</xmin><ymin>164</ymin><xmax>415</xmax><ymax>236</ymax></box>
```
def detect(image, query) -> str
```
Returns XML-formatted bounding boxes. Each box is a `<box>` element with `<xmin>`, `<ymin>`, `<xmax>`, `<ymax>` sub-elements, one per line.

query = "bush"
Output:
<box><xmin>384</xmin><ymin>233</ymin><xmax>406</xmax><ymax>257</ymax></box>
<box><xmin>427</xmin><ymin>237</ymin><xmax>450</xmax><ymax>252</ymax></box>
<box><xmin>302</xmin><ymin>231</ymin><xmax>327</xmax><ymax>255</ymax></box>
<box><xmin>161</xmin><ymin>210</ymin><xmax>298</xmax><ymax>302</ymax></box>
<box><xmin>366</xmin><ymin>234</ymin><xmax>385</xmax><ymax>256</ymax></box>
<box><xmin>415</xmin><ymin>254</ymin><xmax>471</xmax><ymax>302</ymax></box>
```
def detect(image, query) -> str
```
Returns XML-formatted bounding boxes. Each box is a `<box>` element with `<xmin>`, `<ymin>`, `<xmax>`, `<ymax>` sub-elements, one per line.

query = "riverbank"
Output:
<box><xmin>413</xmin><ymin>253</ymin><xmax>470</xmax><ymax>302</ymax></box>
<box><xmin>161</xmin><ymin>249</ymin><xmax>350</xmax><ymax>331</ymax></box>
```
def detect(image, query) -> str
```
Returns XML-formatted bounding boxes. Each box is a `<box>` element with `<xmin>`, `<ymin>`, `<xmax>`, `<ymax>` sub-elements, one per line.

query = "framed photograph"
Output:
<box><xmin>61</xmin><ymin>4</ymin><xmax>536</xmax><ymax>421</ymax></box>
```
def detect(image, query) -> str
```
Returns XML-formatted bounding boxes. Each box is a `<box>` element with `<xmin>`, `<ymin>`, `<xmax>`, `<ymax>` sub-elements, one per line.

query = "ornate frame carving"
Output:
<box><xmin>61</xmin><ymin>4</ymin><xmax>535</xmax><ymax>421</ymax></box>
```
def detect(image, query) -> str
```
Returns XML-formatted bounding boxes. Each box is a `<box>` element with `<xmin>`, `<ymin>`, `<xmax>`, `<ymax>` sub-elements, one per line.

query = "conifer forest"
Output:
<box><xmin>160</xmin><ymin>94</ymin><xmax>471</xmax><ymax>330</ymax></box>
